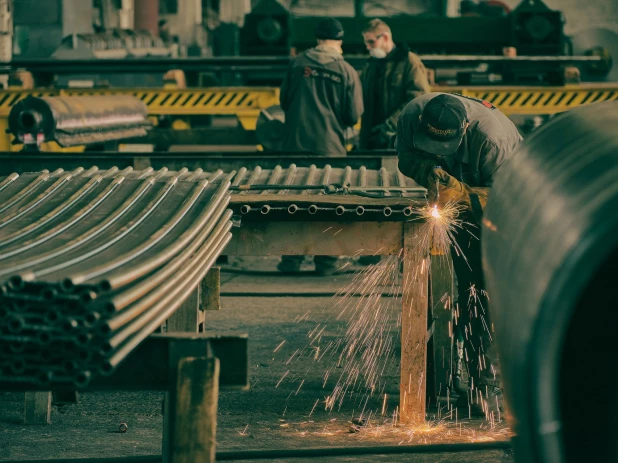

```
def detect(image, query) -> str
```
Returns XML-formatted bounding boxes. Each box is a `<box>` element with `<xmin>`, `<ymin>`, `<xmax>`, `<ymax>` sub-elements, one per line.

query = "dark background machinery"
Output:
<box><xmin>243</xmin><ymin>0</ymin><xmax>566</xmax><ymax>56</ymax></box>
<box><xmin>240</xmin><ymin>0</ymin><xmax>612</xmax><ymax>85</ymax></box>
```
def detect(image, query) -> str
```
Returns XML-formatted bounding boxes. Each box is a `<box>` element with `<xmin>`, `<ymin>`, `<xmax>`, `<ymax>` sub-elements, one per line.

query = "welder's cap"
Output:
<box><xmin>315</xmin><ymin>18</ymin><xmax>344</xmax><ymax>40</ymax></box>
<box><xmin>414</xmin><ymin>94</ymin><xmax>468</xmax><ymax>156</ymax></box>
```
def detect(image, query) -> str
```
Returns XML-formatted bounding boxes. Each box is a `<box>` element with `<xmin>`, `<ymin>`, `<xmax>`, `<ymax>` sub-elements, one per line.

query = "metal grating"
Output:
<box><xmin>230</xmin><ymin>164</ymin><xmax>424</xmax><ymax>197</ymax></box>
<box><xmin>0</xmin><ymin>167</ymin><xmax>234</xmax><ymax>388</ymax></box>
<box><xmin>227</xmin><ymin>165</ymin><xmax>426</xmax><ymax>220</ymax></box>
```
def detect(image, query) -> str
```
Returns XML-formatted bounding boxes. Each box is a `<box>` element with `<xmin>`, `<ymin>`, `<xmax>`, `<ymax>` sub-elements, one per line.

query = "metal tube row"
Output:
<box><xmin>0</xmin><ymin>168</ymin><xmax>233</xmax><ymax>388</ymax></box>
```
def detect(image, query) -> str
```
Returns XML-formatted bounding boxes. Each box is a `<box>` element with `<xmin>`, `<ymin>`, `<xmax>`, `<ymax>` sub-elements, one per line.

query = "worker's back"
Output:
<box><xmin>279</xmin><ymin>46</ymin><xmax>363</xmax><ymax>156</ymax></box>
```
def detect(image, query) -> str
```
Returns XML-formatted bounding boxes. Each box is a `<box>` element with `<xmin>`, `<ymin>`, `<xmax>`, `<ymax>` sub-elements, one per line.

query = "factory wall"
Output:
<box><xmin>13</xmin><ymin>0</ymin><xmax>93</xmax><ymax>58</ymax></box>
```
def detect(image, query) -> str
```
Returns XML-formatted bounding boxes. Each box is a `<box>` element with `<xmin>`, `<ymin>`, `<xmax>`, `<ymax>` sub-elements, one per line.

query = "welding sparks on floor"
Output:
<box><xmin>271</xmin><ymin>200</ymin><xmax>506</xmax><ymax>439</ymax></box>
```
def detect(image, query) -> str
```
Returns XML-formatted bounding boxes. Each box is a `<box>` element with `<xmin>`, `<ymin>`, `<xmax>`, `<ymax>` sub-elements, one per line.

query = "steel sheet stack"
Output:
<box><xmin>0</xmin><ymin>167</ymin><xmax>234</xmax><ymax>388</ymax></box>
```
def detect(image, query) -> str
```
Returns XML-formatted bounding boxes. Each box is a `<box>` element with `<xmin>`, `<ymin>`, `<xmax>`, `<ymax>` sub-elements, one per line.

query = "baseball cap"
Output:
<box><xmin>413</xmin><ymin>94</ymin><xmax>468</xmax><ymax>156</ymax></box>
<box><xmin>315</xmin><ymin>18</ymin><xmax>344</xmax><ymax>40</ymax></box>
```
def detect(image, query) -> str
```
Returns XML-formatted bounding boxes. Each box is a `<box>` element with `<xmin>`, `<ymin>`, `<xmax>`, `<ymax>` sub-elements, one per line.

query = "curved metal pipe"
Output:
<box><xmin>483</xmin><ymin>101</ymin><xmax>618</xmax><ymax>463</ymax></box>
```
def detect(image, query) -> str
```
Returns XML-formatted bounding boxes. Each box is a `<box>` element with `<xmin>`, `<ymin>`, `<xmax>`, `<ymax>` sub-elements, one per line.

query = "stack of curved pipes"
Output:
<box><xmin>0</xmin><ymin>167</ymin><xmax>233</xmax><ymax>388</ymax></box>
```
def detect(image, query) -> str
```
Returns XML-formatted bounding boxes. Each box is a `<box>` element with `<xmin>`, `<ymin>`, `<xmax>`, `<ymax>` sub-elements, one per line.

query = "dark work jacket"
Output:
<box><xmin>359</xmin><ymin>43</ymin><xmax>431</xmax><ymax>149</ymax></box>
<box><xmin>279</xmin><ymin>46</ymin><xmax>363</xmax><ymax>156</ymax></box>
<box><xmin>396</xmin><ymin>92</ymin><xmax>523</xmax><ymax>187</ymax></box>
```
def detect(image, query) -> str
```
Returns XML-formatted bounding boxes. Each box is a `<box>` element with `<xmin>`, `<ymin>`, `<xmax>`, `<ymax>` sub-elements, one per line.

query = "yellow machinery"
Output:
<box><xmin>0</xmin><ymin>84</ymin><xmax>616</xmax><ymax>151</ymax></box>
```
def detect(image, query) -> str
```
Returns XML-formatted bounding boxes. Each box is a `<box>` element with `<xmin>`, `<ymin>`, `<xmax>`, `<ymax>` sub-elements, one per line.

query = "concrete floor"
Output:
<box><xmin>0</xmin><ymin>257</ymin><xmax>513</xmax><ymax>462</ymax></box>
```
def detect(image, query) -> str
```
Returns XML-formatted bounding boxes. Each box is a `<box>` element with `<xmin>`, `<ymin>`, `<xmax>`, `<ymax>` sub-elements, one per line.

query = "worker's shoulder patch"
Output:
<box><xmin>302</xmin><ymin>66</ymin><xmax>343</xmax><ymax>84</ymax></box>
<box><xmin>453</xmin><ymin>93</ymin><xmax>496</xmax><ymax>110</ymax></box>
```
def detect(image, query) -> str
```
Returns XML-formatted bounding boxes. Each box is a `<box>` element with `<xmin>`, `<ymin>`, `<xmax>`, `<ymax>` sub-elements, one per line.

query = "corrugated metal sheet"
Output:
<box><xmin>0</xmin><ymin>167</ymin><xmax>233</xmax><ymax>388</ymax></box>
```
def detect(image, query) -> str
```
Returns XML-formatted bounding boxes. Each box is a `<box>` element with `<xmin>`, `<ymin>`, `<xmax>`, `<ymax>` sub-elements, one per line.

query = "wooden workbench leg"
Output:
<box><xmin>24</xmin><ymin>391</ymin><xmax>52</xmax><ymax>424</ymax></box>
<box><xmin>166</xmin><ymin>287</ymin><xmax>201</xmax><ymax>333</ymax></box>
<box><xmin>400</xmin><ymin>222</ymin><xmax>430</xmax><ymax>424</ymax></box>
<box><xmin>430</xmin><ymin>254</ymin><xmax>455</xmax><ymax>400</ymax></box>
<box><xmin>163</xmin><ymin>357</ymin><xmax>220</xmax><ymax>463</ymax></box>
<box><xmin>200</xmin><ymin>268</ymin><xmax>220</xmax><ymax>312</ymax></box>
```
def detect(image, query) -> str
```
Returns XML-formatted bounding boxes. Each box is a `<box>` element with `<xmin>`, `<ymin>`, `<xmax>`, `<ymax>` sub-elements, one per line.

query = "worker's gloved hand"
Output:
<box><xmin>398</xmin><ymin>155</ymin><xmax>441</xmax><ymax>188</ymax></box>
<box><xmin>427</xmin><ymin>168</ymin><xmax>469</xmax><ymax>207</ymax></box>
<box><xmin>428</xmin><ymin>169</ymin><xmax>491</xmax><ymax>212</ymax></box>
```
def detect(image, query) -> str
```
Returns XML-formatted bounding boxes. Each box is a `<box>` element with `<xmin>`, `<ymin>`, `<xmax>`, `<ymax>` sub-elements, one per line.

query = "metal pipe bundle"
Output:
<box><xmin>0</xmin><ymin>168</ymin><xmax>233</xmax><ymax>388</ymax></box>
<box><xmin>7</xmin><ymin>96</ymin><xmax>151</xmax><ymax>148</ymax></box>
<box><xmin>482</xmin><ymin>101</ymin><xmax>618</xmax><ymax>463</ymax></box>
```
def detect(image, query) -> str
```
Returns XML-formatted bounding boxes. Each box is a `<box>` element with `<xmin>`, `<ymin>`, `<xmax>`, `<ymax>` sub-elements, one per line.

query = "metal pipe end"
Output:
<box><xmin>62</xmin><ymin>319</ymin><xmax>80</xmax><ymax>332</ymax></box>
<box><xmin>335</xmin><ymin>205</ymin><xmax>346</xmax><ymax>215</ymax></box>
<box><xmin>383</xmin><ymin>207</ymin><xmax>393</xmax><ymax>217</ymax></box>
<box><xmin>64</xmin><ymin>360</ymin><xmax>79</xmax><ymax>373</ymax></box>
<box><xmin>10</xmin><ymin>359</ymin><xmax>26</xmax><ymax>374</ymax></box>
<box><xmin>403</xmin><ymin>206</ymin><xmax>414</xmax><ymax>217</ymax></box>
<box><xmin>45</xmin><ymin>310</ymin><xmax>60</xmax><ymax>323</ymax></box>
<box><xmin>288</xmin><ymin>204</ymin><xmax>298</xmax><ymax>214</ymax></box>
<box><xmin>41</xmin><ymin>287</ymin><xmax>57</xmax><ymax>300</ymax></box>
<box><xmin>84</xmin><ymin>312</ymin><xmax>100</xmax><ymax>327</ymax></box>
<box><xmin>36</xmin><ymin>371</ymin><xmax>53</xmax><ymax>387</ymax></box>
<box><xmin>60</xmin><ymin>278</ymin><xmax>75</xmax><ymax>293</ymax></box>
<box><xmin>7</xmin><ymin>275</ymin><xmax>24</xmax><ymax>292</ymax></box>
<box><xmin>99</xmin><ymin>362</ymin><xmax>114</xmax><ymax>377</ymax></box>
<box><xmin>76</xmin><ymin>333</ymin><xmax>92</xmax><ymax>346</ymax></box>
<box><xmin>19</xmin><ymin>109</ymin><xmax>43</xmax><ymax>132</ymax></box>
<box><xmin>356</xmin><ymin>206</ymin><xmax>365</xmax><ymax>216</ymax></box>
<box><xmin>97</xmin><ymin>280</ymin><xmax>112</xmax><ymax>293</ymax></box>
<box><xmin>7</xmin><ymin>316</ymin><xmax>24</xmax><ymax>334</ymax></box>
<box><xmin>308</xmin><ymin>205</ymin><xmax>318</xmax><ymax>214</ymax></box>
<box><xmin>74</xmin><ymin>371</ymin><xmax>92</xmax><ymax>387</ymax></box>
<box><xmin>36</xmin><ymin>331</ymin><xmax>51</xmax><ymax>345</ymax></box>
<box><xmin>261</xmin><ymin>205</ymin><xmax>271</xmax><ymax>215</ymax></box>
<box><xmin>240</xmin><ymin>204</ymin><xmax>252</xmax><ymax>214</ymax></box>
<box><xmin>80</xmin><ymin>290</ymin><xmax>97</xmax><ymax>304</ymax></box>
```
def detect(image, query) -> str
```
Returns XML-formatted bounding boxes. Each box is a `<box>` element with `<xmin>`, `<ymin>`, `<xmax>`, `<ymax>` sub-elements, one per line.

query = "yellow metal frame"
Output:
<box><xmin>435</xmin><ymin>84</ymin><xmax>618</xmax><ymax>115</ymax></box>
<box><xmin>1</xmin><ymin>84</ymin><xmax>616</xmax><ymax>151</ymax></box>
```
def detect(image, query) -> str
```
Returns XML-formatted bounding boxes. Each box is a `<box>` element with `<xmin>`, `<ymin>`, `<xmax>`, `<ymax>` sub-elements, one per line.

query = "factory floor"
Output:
<box><xmin>0</xmin><ymin>257</ymin><xmax>512</xmax><ymax>463</ymax></box>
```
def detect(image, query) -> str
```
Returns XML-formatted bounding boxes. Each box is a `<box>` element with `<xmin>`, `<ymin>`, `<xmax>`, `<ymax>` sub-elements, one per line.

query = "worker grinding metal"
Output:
<box><xmin>396</xmin><ymin>92</ymin><xmax>523</xmax><ymax>417</ymax></box>
<box><xmin>358</xmin><ymin>18</ymin><xmax>431</xmax><ymax>266</ymax></box>
<box><xmin>277</xmin><ymin>18</ymin><xmax>363</xmax><ymax>275</ymax></box>
<box><xmin>279</xmin><ymin>17</ymin><xmax>363</xmax><ymax>157</ymax></box>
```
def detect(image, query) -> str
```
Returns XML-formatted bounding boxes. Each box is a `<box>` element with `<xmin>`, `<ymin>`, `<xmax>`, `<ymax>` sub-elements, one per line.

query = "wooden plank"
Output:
<box><xmin>400</xmin><ymin>222</ymin><xmax>430</xmax><ymax>424</ymax></box>
<box><xmin>24</xmin><ymin>392</ymin><xmax>51</xmax><ymax>425</ymax></box>
<box><xmin>200</xmin><ymin>268</ymin><xmax>220</xmax><ymax>311</ymax></box>
<box><xmin>166</xmin><ymin>287</ymin><xmax>200</xmax><ymax>333</ymax></box>
<box><xmin>225</xmin><ymin>221</ymin><xmax>404</xmax><ymax>256</ymax></box>
<box><xmin>164</xmin><ymin>357</ymin><xmax>220</xmax><ymax>463</ymax></box>
<box><xmin>430</xmin><ymin>255</ymin><xmax>455</xmax><ymax>399</ymax></box>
